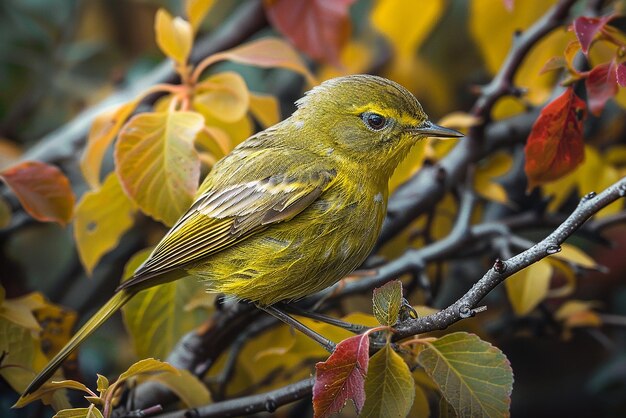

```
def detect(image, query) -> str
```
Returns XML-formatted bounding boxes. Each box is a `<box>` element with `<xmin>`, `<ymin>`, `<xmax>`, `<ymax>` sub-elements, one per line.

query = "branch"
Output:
<box><xmin>393</xmin><ymin>177</ymin><xmax>626</xmax><ymax>339</ymax></box>
<box><xmin>155</xmin><ymin>377</ymin><xmax>314</xmax><ymax>418</ymax></box>
<box><xmin>377</xmin><ymin>0</ymin><xmax>576</xmax><ymax>248</ymax></box>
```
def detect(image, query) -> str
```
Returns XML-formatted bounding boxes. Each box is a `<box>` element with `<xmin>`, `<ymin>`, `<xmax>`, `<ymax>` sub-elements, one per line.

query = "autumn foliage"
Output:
<box><xmin>1</xmin><ymin>1</ymin><xmax>626</xmax><ymax>417</ymax></box>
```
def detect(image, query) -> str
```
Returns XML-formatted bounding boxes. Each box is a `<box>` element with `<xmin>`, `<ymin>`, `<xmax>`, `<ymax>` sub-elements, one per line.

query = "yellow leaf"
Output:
<box><xmin>437</xmin><ymin>112</ymin><xmax>482</xmax><ymax>131</ymax></box>
<box><xmin>249</xmin><ymin>92</ymin><xmax>281</xmax><ymax>128</ymax></box>
<box><xmin>409</xmin><ymin>384</ymin><xmax>431</xmax><ymax>418</ymax></box>
<box><xmin>201</xmin><ymin>113</ymin><xmax>253</xmax><ymax>148</ymax></box>
<box><xmin>505</xmin><ymin>259</ymin><xmax>553</xmax><ymax>315</ymax></box>
<box><xmin>34</xmin><ymin>304</ymin><xmax>78</xmax><ymax>361</ymax></box>
<box><xmin>318</xmin><ymin>40</ymin><xmax>373</xmax><ymax>81</ymax></box>
<box><xmin>155</xmin><ymin>9</ymin><xmax>193</xmax><ymax>64</ymax></box>
<box><xmin>555</xmin><ymin>300</ymin><xmax>602</xmax><ymax>329</ymax></box>
<box><xmin>198</xmin><ymin>37</ymin><xmax>316</xmax><ymax>86</ymax></box>
<box><xmin>388</xmin><ymin>140</ymin><xmax>427</xmax><ymax>192</ymax></box>
<box><xmin>81</xmin><ymin>100</ymin><xmax>140</xmax><ymax>190</ymax></box>
<box><xmin>53</xmin><ymin>405</ymin><xmax>104</xmax><ymax>418</ymax></box>
<box><xmin>475</xmin><ymin>153</ymin><xmax>513</xmax><ymax>204</ymax></box>
<box><xmin>115</xmin><ymin>111</ymin><xmax>204</xmax><ymax>226</ymax></box>
<box><xmin>121</xmin><ymin>249</ymin><xmax>208</xmax><ymax>359</ymax></box>
<box><xmin>186</xmin><ymin>0</ymin><xmax>216</xmax><ymax>33</ymax></box>
<box><xmin>74</xmin><ymin>173</ymin><xmax>136</xmax><ymax>274</ymax></box>
<box><xmin>13</xmin><ymin>379</ymin><xmax>91</xmax><ymax>408</ymax></box>
<box><xmin>195</xmin><ymin>126</ymin><xmax>231</xmax><ymax>157</ymax></box>
<box><xmin>551</xmin><ymin>243</ymin><xmax>598</xmax><ymax>269</ymax></box>
<box><xmin>193</xmin><ymin>71</ymin><xmax>249</xmax><ymax>123</ymax></box>
<box><xmin>470</xmin><ymin>0</ymin><xmax>567</xmax><ymax>106</ymax></box>
<box><xmin>545</xmin><ymin>258</ymin><xmax>576</xmax><ymax>299</ymax></box>
<box><xmin>146</xmin><ymin>369</ymin><xmax>211</xmax><ymax>407</ymax></box>
<box><xmin>0</xmin><ymin>292</ymin><xmax>44</xmax><ymax>331</ymax></box>
<box><xmin>118</xmin><ymin>358</ymin><xmax>179</xmax><ymax>382</ymax></box>
<box><xmin>371</xmin><ymin>0</ymin><xmax>444</xmax><ymax>56</ymax></box>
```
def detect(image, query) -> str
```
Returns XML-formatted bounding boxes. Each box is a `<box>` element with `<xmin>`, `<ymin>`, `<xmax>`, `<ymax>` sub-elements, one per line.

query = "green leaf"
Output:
<box><xmin>361</xmin><ymin>344</ymin><xmax>415</xmax><ymax>418</ymax></box>
<box><xmin>96</xmin><ymin>374</ymin><xmax>109</xmax><ymax>394</ymax></box>
<box><xmin>372</xmin><ymin>280</ymin><xmax>403</xmax><ymax>326</ymax></box>
<box><xmin>117</xmin><ymin>358</ymin><xmax>179</xmax><ymax>383</ymax></box>
<box><xmin>115</xmin><ymin>111</ymin><xmax>204</xmax><ymax>226</ymax></box>
<box><xmin>146</xmin><ymin>369</ymin><xmax>211</xmax><ymax>407</ymax></box>
<box><xmin>74</xmin><ymin>173</ymin><xmax>136</xmax><ymax>274</ymax></box>
<box><xmin>14</xmin><ymin>379</ymin><xmax>93</xmax><ymax>408</ymax></box>
<box><xmin>53</xmin><ymin>405</ymin><xmax>104</xmax><ymax>418</ymax></box>
<box><xmin>121</xmin><ymin>249</ymin><xmax>208</xmax><ymax>359</ymax></box>
<box><xmin>417</xmin><ymin>332</ymin><xmax>513</xmax><ymax>418</ymax></box>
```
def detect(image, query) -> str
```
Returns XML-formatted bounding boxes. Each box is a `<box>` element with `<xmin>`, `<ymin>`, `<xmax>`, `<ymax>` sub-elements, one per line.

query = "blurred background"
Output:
<box><xmin>1</xmin><ymin>0</ymin><xmax>626</xmax><ymax>417</ymax></box>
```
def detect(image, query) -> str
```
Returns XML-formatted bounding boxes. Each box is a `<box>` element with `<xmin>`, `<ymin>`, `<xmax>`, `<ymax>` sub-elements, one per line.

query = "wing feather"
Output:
<box><xmin>117</xmin><ymin>168</ymin><xmax>336</xmax><ymax>291</ymax></box>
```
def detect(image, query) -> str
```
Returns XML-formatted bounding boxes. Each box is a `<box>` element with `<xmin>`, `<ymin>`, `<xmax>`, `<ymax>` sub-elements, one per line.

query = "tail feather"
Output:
<box><xmin>22</xmin><ymin>290</ymin><xmax>134</xmax><ymax>396</ymax></box>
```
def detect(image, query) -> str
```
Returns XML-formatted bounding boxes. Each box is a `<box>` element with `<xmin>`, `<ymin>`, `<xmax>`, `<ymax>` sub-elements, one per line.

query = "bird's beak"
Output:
<box><xmin>410</xmin><ymin>120</ymin><xmax>464</xmax><ymax>138</ymax></box>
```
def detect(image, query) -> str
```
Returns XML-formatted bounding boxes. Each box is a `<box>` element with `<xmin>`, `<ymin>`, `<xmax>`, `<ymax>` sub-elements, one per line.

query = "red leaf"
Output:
<box><xmin>616</xmin><ymin>62</ymin><xmax>626</xmax><ymax>87</ymax></box>
<box><xmin>263</xmin><ymin>0</ymin><xmax>356</xmax><ymax>65</ymax></box>
<box><xmin>585</xmin><ymin>62</ymin><xmax>618</xmax><ymax>116</ymax></box>
<box><xmin>313</xmin><ymin>334</ymin><xmax>369</xmax><ymax>417</ymax></box>
<box><xmin>573</xmin><ymin>15</ymin><xmax>613</xmax><ymax>55</ymax></box>
<box><xmin>0</xmin><ymin>161</ymin><xmax>75</xmax><ymax>225</ymax></box>
<box><xmin>524</xmin><ymin>88</ymin><xmax>586</xmax><ymax>190</ymax></box>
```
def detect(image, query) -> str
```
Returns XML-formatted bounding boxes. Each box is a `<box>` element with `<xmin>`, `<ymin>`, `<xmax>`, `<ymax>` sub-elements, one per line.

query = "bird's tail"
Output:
<box><xmin>22</xmin><ymin>289</ymin><xmax>134</xmax><ymax>396</ymax></box>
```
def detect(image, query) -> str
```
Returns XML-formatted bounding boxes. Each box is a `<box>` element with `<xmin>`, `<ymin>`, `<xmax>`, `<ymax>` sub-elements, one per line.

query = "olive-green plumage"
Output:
<box><xmin>23</xmin><ymin>74</ymin><xmax>462</xmax><ymax>396</ymax></box>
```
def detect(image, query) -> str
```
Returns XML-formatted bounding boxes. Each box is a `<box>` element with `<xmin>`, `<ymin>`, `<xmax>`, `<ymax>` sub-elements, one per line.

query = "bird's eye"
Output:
<box><xmin>362</xmin><ymin>112</ymin><xmax>387</xmax><ymax>131</ymax></box>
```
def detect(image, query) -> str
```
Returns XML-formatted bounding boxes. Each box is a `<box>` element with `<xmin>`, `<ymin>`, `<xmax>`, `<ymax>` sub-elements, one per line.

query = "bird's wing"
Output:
<box><xmin>118</xmin><ymin>167</ymin><xmax>336</xmax><ymax>291</ymax></box>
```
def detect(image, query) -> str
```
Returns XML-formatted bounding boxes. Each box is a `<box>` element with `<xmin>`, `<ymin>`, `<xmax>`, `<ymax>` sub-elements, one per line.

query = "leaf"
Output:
<box><xmin>475</xmin><ymin>153</ymin><xmax>513</xmax><ymax>204</ymax></box>
<box><xmin>146</xmin><ymin>369</ymin><xmax>211</xmax><ymax>407</ymax></box>
<box><xmin>417</xmin><ymin>332</ymin><xmax>513</xmax><ymax>418</ymax></box>
<box><xmin>117</xmin><ymin>358</ymin><xmax>179</xmax><ymax>383</ymax></box>
<box><xmin>54</xmin><ymin>405</ymin><xmax>104</xmax><ymax>418</ymax></box>
<box><xmin>14</xmin><ymin>379</ymin><xmax>93</xmax><ymax>408</ymax></box>
<box><xmin>505</xmin><ymin>259</ymin><xmax>553</xmax><ymax>316</ymax></box>
<box><xmin>193</xmin><ymin>71</ymin><xmax>250</xmax><ymax>123</ymax></box>
<box><xmin>313</xmin><ymin>334</ymin><xmax>369</xmax><ymax>417</ymax></box>
<box><xmin>81</xmin><ymin>100</ymin><xmax>140</xmax><ymax>189</ymax></box>
<box><xmin>572</xmin><ymin>15</ymin><xmax>613</xmax><ymax>56</ymax></box>
<box><xmin>263</xmin><ymin>0</ymin><xmax>356</xmax><ymax>65</ymax></box>
<box><xmin>555</xmin><ymin>300</ymin><xmax>602</xmax><ymax>328</ymax></box>
<box><xmin>33</xmin><ymin>302</ymin><xmax>78</xmax><ymax>360</ymax></box>
<box><xmin>74</xmin><ymin>173</ymin><xmax>136</xmax><ymax>274</ymax></box>
<box><xmin>0</xmin><ymin>161</ymin><xmax>75</xmax><ymax>225</ymax></box>
<box><xmin>539</xmin><ymin>56</ymin><xmax>567</xmax><ymax>74</ymax></box>
<box><xmin>186</xmin><ymin>0</ymin><xmax>216</xmax><ymax>32</ymax></box>
<box><xmin>616</xmin><ymin>63</ymin><xmax>626</xmax><ymax>87</ymax></box>
<box><xmin>524</xmin><ymin>87</ymin><xmax>586</xmax><ymax>190</ymax></box>
<box><xmin>552</xmin><ymin>243</ymin><xmax>598</xmax><ymax>269</ymax></box>
<box><xmin>585</xmin><ymin>62</ymin><xmax>618</xmax><ymax>116</ymax></box>
<box><xmin>96</xmin><ymin>374</ymin><xmax>109</xmax><ymax>394</ymax></box>
<box><xmin>121</xmin><ymin>249</ymin><xmax>207</xmax><ymax>359</ymax></box>
<box><xmin>409</xmin><ymin>384</ymin><xmax>431</xmax><ymax>418</ymax></box>
<box><xmin>372</xmin><ymin>280</ymin><xmax>403</xmax><ymax>326</ymax></box>
<box><xmin>0</xmin><ymin>292</ymin><xmax>44</xmax><ymax>331</ymax></box>
<box><xmin>115</xmin><ymin>111</ymin><xmax>203</xmax><ymax>226</ymax></box>
<box><xmin>360</xmin><ymin>344</ymin><xmax>415</xmax><ymax>418</ymax></box>
<box><xmin>199</xmin><ymin>37</ymin><xmax>316</xmax><ymax>86</ymax></box>
<box><xmin>155</xmin><ymin>9</ymin><xmax>193</xmax><ymax>64</ymax></box>
<box><xmin>249</xmin><ymin>92</ymin><xmax>281</xmax><ymax>128</ymax></box>
<box><xmin>0</xmin><ymin>196</ymin><xmax>11</xmax><ymax>228</ymax></box>
<box><xmin>371</xmin><ymin>0</ymin><xmax>444</xmax><ymax>57</ymax></box>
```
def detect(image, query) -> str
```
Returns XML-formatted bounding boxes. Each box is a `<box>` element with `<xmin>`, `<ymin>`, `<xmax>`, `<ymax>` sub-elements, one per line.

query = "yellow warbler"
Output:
<box><xmin>23</xmin><ymin>74</ymin><xmax>461</xmax><ymax>396</ymax></box>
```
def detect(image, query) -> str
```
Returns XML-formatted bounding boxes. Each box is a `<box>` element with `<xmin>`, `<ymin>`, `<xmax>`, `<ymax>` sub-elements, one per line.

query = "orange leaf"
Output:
<box><xmin>264</xmin><ymin>0</ymin><xmax>356</xmax><ymax>65</ymax></box>
<box><xmin>81</xmin><ymin>100</ymin><xmax>140</xmax><ymax>189</ymax></box>
<box><xmin>197</xmin><ymin>37</ymin><xmax>316</xmax><ymax>85</ymax></box>
<box><xmin>155</xmin><ymin>9</ymin><xmax>193</xmax><ymax>64</ymax></box>
<box><xmin>0</xmin><ymin>161</ymin><xmax>75</xmax><ymax>225</ymax></box>
<box><xmin>524</xmin><ymin>87</ymin><xmax>586</xmax><ymax>190</ymax></box>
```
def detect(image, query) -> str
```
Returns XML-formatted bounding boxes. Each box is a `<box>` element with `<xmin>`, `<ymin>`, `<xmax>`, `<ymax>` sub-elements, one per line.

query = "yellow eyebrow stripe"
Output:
<box><xmin>353</xmin><ymin>103</ymin><xmax>420</xmax><ymax>126</ymax></box>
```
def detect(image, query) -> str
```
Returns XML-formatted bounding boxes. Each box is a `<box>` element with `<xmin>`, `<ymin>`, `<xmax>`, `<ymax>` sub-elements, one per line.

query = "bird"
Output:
<box><xmin>23</xmin><ymin>74</ymin><xmax>462</xmax><ymax>396</ymax></box>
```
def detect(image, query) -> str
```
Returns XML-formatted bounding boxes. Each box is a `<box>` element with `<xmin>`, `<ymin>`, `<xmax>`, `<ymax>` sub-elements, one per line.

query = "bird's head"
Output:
<box><xmin>292</xmin><ymin>74</ymin><xmax>463</xmax><ymax>177</ymax></box>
